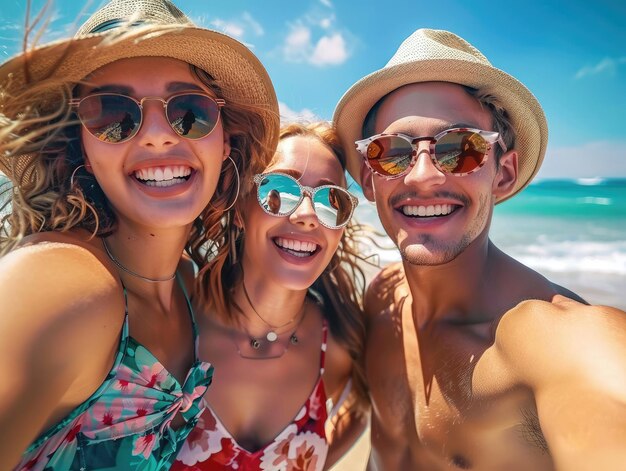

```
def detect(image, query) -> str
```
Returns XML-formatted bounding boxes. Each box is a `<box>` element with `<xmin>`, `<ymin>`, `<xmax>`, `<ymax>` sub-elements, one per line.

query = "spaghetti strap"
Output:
<box><xmin>175</xmin><ymin>272</ymin><xmax>201</xmax><ymax>363</ymax></box>
<box><xmin>319</xmin><ymin>318</ymin><xmax>328</xmax><ymax>375</ymax></box>
<box><xmin>120</xmin><ymin>285</ymin><xmax>130</xmax><ymax>343</ymax></box>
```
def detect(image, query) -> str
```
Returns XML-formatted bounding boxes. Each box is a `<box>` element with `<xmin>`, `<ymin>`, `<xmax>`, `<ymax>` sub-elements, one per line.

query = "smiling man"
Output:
<box><xmin>334</xmin><ymin>29</ymin><xmax>626</xmax><ymax>470</ymax></box>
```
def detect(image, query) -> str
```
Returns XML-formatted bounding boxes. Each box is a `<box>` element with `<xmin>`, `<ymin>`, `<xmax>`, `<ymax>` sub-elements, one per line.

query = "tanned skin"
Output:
<box><xmin>362</xmin><ymin>82</ymin><xmax>626</xmax><ymax>471</ymax></box>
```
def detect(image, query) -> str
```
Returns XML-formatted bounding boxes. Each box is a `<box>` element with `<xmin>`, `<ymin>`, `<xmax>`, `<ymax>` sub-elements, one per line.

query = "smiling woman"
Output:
<box><xmin>174</xmin><ymin>122</ymin><xmax>371</xmax><ymax>471</ymax></box>
<box><xmin>0</xmin><ymin>0</ymin><xmax>278</xmax><ymax>469</ymax></box>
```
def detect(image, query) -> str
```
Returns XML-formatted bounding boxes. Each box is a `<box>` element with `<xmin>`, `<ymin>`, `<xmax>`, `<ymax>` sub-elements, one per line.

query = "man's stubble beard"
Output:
<box><xmin>399</xmin><ymin>192</ymin><xmax>491</xmax><ymax>266</ymax></box>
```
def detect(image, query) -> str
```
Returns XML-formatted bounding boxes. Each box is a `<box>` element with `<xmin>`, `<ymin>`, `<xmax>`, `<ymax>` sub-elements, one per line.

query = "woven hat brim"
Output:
<box><xmin>0</xmin><ymin>24</ymin><xmax>279</xmax><ymax>180</ymax></box>
<box><xmin>333</xmin><ymin>58</ymin><xmax>548</xmax><ymax>203</ymax></box>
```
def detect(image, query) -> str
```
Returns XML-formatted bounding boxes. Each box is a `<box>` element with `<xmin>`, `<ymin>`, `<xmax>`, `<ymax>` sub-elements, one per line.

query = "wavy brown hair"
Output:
<box><xmin>199</xmin><ymin>121</ymin><xmax>371</xmax><ymax>413</ymax></box>
<box><xmin>0</xmin><ymin>60</ymin><xmax>278</xmax><ymax>257</ymax></box>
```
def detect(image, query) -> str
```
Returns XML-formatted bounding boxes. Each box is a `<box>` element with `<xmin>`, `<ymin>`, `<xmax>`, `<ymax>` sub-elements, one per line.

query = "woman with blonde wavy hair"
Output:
<box><xmin>174</xmin><ymin>122</ymin><xmax>370</xmax><ymax>471</ymax></box>
<box><xmin>0</xmin><ymin>0</ymin><xmax>278</xmax><ymax>468</ymax></box>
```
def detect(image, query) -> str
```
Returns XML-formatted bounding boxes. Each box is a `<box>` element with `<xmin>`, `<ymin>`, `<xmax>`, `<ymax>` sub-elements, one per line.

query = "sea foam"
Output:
<box><xmin>506</xmin><ymin>240</ymin><xmax>626</xmax><ymax>275</ymax></box>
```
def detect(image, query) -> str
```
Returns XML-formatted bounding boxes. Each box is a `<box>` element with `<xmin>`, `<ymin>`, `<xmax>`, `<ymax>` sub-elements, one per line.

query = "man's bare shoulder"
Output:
<box><xmin>492</xmin><ymin>297</ymin><xmax>626</xmax><ymax>466</ymax></box>
<box><xmin>499</xmin><ymin>294</ymin><xmax>625</xmax><ymax>336</ymax></box>
<box><xmin>364</xmin><ymin>262</ymin><xmax>411</xmax><ymax>319</ymax></box>
<box><xmin>495</xmin><ymin>295</ymin><xmax>626</xmax><ymax>383</ymax></box>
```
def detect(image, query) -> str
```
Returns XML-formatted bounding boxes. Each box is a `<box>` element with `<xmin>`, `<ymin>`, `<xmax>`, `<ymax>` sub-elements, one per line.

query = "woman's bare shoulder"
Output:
<box><xmin>0</xmin><ymin>233</ymin><xmax>126</xmax><ymax>461</ymax></box>
<box><xmin>0</xmin><ymin>234</ymin><xmax>125</xmax><ymax>369</ymax></box>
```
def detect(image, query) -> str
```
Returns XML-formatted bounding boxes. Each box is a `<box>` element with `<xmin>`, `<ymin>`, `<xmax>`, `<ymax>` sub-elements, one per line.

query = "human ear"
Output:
<box><xmin>493</xmin><ymin>150</ymin><xmax>518</xmax><ymax>200</ymax></box>
<box><xmin>360</xmin><ymin>164</ymin><xmax>376</xmax><ymax>202</ymax></box>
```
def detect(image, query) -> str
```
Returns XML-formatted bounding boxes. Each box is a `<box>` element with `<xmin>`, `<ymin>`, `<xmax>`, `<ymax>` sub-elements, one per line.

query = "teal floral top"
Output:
<box><xmin>14</xmin><ymin>280</ymin><xmax>213</xmax><ymax>470</ymax></box>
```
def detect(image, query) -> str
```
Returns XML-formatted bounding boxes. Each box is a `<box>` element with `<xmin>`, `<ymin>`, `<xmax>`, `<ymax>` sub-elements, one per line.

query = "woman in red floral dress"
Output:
<box><xmin>174</xmin><ymin>122</ymin><xmax>370</xmax><ymax>470</ymax></box>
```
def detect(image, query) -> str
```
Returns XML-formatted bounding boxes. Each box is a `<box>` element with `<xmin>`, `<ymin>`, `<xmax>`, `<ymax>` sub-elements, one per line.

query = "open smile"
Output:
<box><xmin>400</xmin><ymin>203</ymin><xmax>459</xmax><ymax>218</ymax></box>
<box><xmin>272</xmin><ymin>236</ymin><xmax>321</xmax><ymax>258</ymax></box>
<box><xmin>132</xmin><ymin>165</ymin><xmax>194</xmax><ymax>188</ymax></box>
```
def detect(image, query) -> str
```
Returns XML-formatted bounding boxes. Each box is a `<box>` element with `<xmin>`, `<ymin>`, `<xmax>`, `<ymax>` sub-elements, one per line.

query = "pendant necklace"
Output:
<box><xmin>241</xmin><ymin>282</ymin><xmax>300</xmax><ymax>342</ymax></box>
<box><xmin>231</xmin><ymin>299</ymin><xmax>308</xmax><ymax>360</ymax></box>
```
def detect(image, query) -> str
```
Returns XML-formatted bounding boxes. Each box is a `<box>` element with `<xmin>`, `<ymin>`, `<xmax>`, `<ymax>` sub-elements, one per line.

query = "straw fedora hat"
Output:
<box><xmin>333</xmin><ymin>28</ymin><xmax>547</xmax><ymax>202</ymax></box>
<box><xmin>0</xmin><ymin>0</ymin><xmax>278</xmax><ymax>182</ymax></box>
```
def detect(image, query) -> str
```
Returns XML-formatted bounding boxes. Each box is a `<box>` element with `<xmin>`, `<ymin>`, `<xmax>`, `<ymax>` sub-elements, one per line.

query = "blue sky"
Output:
<box><xmin>2</xmin><ymin>0</ymin><xmax>625</xmax><ymax>179</ymax></box>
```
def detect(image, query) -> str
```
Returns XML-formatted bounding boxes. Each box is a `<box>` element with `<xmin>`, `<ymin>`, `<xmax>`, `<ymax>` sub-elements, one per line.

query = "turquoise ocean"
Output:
<box><xmin>354</xmin><ymin>178</ymin><xmax>626</xmax><ymax>309</ymax></box>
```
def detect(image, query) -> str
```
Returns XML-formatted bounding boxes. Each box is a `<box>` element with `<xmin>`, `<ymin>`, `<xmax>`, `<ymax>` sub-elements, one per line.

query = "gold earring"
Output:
<box><xmin>210</xmin><ymin>155</ymin><xmax>240</xmax><ymax>212</ymax></box>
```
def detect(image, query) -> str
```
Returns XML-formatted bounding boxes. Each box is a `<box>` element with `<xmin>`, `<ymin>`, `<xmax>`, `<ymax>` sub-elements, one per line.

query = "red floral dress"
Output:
<box><xmin>173</xmin><ymin>321</ymin><xmax>329</xmax><ymax>471</ymax></box>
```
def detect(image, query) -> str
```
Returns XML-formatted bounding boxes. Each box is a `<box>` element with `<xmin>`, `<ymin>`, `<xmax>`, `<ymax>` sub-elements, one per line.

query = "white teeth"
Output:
<box><xmin>144</xmin><ymin>178</ymin><xmax>187</xmax><ymax>187</ymax></box>
<box><xmin>133</xmin><ymin>165</ymin><xmax>192</xmax><ymax>183</ymax></box>
<box><xmin>402</xmin><ymin>204</ymin><xmax>454</xmax><ymax>217</ymax></box>
<box><xmin>172</xmin><ymin>166</ymin><xmax>190</xmax><ymax>178</ymax></box>
<box><xmin>275</xmin><ymin>237</ymin><xmax>317</xmax><ymax>253</ymax></box>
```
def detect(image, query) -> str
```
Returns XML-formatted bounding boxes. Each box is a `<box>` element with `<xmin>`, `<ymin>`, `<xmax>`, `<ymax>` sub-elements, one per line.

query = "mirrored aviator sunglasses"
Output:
<box><xmin>70</xmin><ymin>93</ymin><xmax>226</xmax><ymax>144</ymax></box>
<box><xmin>355</xmin><ymin>127</ymin><xmax>507</xmax><ymax>179</ymax></box>
<box><xmin>253</xmin><ymin>172</ymin><xmax>359</xmax><ymax>229</ymax></box>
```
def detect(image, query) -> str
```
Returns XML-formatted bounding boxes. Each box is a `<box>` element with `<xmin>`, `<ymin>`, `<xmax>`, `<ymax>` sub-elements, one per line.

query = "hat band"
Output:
<box><xmin>89</xmin><ymin>19</ymin><xmax>148</xmax><ymax>34</ymax></box>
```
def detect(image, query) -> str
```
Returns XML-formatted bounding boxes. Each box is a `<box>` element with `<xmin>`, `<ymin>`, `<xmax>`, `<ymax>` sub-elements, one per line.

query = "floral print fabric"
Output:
<box><xmin>15</xmin><ymin>283</ymin><xmax>213</xmax><ymax>471</ymax></box>
<box><xmin>173</xmin><ymin>321</ymin><xmax>329</xmax><ymax>471</ymax></box>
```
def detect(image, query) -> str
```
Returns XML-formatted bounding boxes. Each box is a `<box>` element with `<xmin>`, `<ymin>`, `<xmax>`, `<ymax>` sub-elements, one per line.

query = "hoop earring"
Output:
<box><xmin>211</xmin><ymin>155</ymin><xmax>240</xmax><ymax>212</ymax></box>
<box><xmin>70</xmin><ymin>164</ymin><xmax>86</xmax><ymax>187</ymax></box>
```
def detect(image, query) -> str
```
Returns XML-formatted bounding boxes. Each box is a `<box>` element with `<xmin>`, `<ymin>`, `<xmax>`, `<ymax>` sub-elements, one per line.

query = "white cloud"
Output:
<box><xmin>575</xmin><ymin>56</ymin><xmax>626</xmax><ymax>79</ymax></box>
<box><xmin>211</xmin><ymin>18</ymin><xmax>245</xmax><ymax>39</ymax></box>
<box><xmin>319</xmin><ymin>14</ymin><xmax>335</xmax><ymax>29</ymax></box>
<box><xmin>537</xmin><ymin>141</ymin><xmax>626</xmax><ymax>179</ymax></box>
<box><xmin>310</xmin><ymin>33</ymin><xmax>348</xmax><ymax>66</ymax></box>
<box><xmin>279</xmin><ymin>2</ymin><xmax>352</xmax><ymax>68</ymax></box>
<box><xmin>282</xmin><ymin>22</ymin><xmax>349</xmax><ymax>66</ymax></box>
<box><xmin>208</xmin><ymin>12</ymin><xmax>264</xmax><ymax>42</ymax></box>
<box><xmin>279</xmin><ymin>101</ymin><xmax>320</xmax><ymax>124</ymax></box>
<box><xmin>242</xmin><ymin>12</ymin><xmax>264</xmax><ymax>36</ymax></box>
<box><xmin>283</xmin><ymin>23</ymin><xmax>312</xmax><ymax>62</ymax></box>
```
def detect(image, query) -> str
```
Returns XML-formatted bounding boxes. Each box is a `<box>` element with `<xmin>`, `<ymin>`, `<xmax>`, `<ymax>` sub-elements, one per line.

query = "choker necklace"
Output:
<box><xmin>102</xmin><ymin>238</ymin><xmax>176</xmax><ymax>283</ymax></box>
<box><xmin>231</xmin><ymin>300</ymin><xmax>308</xmax><ymax>360</ymax></box>
<box><xmin>241</xmin><ymin>282</ymin><xmax>300</xmax><ymax>342</ymax></box>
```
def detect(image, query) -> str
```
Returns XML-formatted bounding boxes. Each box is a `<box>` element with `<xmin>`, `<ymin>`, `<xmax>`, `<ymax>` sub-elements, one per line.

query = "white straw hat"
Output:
<box><xmin>333</xmin><ymin>28</ymin><xmax>547</xmax><ymax>202</ymax></box>
<box><xmin>0</xmin><ymin>0</ymin><xmax>279</xmax><ymax>182</ymax></box>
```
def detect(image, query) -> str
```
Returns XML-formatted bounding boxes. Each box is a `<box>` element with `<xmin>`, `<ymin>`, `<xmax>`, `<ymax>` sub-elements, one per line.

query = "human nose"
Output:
<box><xmin>288</xmin><ymin>193</ymin><xmax>319</xmax><ymax>229</ymax></box>
<box><xmin>135</xmin><ymin>99</ymin><xmax>180</xmax><ymax>148</ymax></box>
<box><xmin>403</xmin><ymin>142</ymin><xmax>446</xmax><ymax>188</ymax></box>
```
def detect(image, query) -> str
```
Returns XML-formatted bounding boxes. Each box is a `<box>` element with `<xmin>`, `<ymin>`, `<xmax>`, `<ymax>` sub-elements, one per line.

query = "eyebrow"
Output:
<box><xmin>272</xmin><ymin>168</ymin><xmax>339</xmax><ymax>187</ymax></box>
<box><xmin>448</xmin><ymin>122</ymin><xmax>482</xmax><ymax>131</ymax></box>
<box><xmin>167</xmin><ymin>81</ymin><xmax>204</xmax><ymax>92</ymax></box>
<box><xmin>409</xmin><ymin>122</ymin><xmax>482</xmax><ymax>136</ymax></box>
<box><xmin>85</xmin><ymin>81</ymin><xmax>204</xmax><ymax>95</ymax></box>
<box><xmin>87</xmin><ymin>84</ymin><xmax>132</xmax><ymax>95</ymax></box>
<box><xmin>382</xmin><ymin>122</ymin><xmax>486</xmax><ymax>139</ymax></box>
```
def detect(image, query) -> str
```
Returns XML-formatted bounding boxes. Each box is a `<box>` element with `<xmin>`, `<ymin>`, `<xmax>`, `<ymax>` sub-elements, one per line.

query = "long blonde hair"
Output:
<box><xmin>198</xmin><ymin>121</ymin><xmax>371</xmax><ymax>412</ymax></box>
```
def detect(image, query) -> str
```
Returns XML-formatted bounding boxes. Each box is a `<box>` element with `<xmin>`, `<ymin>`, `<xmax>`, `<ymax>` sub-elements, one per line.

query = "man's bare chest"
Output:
<box><xmin>368</xmin><ymin>313</ymin><xmax>552</xmax><ymax>470</ymax></box>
